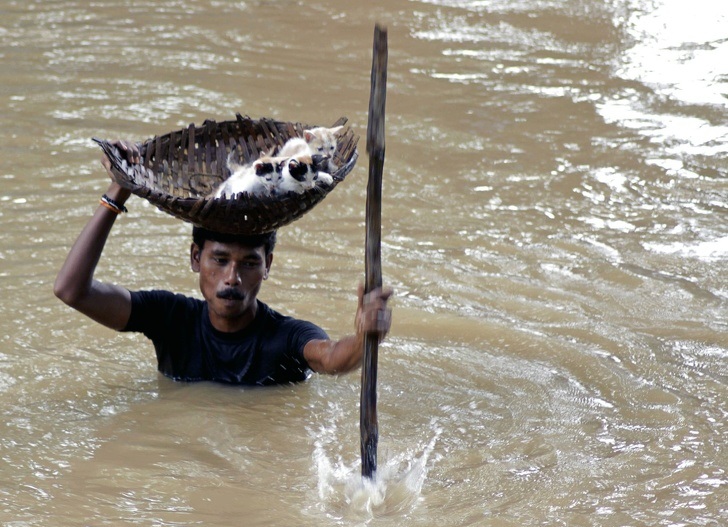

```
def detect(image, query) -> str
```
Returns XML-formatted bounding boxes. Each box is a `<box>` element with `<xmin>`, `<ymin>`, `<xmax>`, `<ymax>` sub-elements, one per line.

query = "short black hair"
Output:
<box><xmin>192</xmin><ymin>226</ymin><xmax>277</xmax><ymax>256</ymax></box>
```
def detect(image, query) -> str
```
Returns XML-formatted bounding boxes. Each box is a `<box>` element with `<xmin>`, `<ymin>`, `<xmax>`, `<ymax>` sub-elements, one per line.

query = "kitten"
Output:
<box><xmin>278</xmin><ymin>154</ymin><xmax>333</xmax><ymax>194</ymax></box>
<box><xmin>277</xmin><ymin>125</ymin><xmax>343</xmax><ymax>172</ymax></box>
<box><xmin>212</xmin><ymin>156</ymin><xmax>282</xmax><ymax>199</ymax></box>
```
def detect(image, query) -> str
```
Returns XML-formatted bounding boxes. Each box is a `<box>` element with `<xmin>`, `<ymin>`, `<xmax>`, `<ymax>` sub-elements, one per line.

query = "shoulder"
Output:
<box><xmin>125</xmin><ymin>290</ymin><xmax>204</xmax><ymax>332</ymax></box>
<box><xmin>131</xmin><ymin>289</ymin><xmax>200</xmax><ymax>304</ymax></box>
<box><xmin>130</xmin><ymin>290</ymin><xmax>203</xmax><ymax>313</ymax></box>
<box><xmin>255</xmin><ymin>301</ymin><xmax>329</xmax><ymax>361</ymax></box>
<box><xmin>258</xmin><ymin>301</ymin><xmax>326</xmax><ymax>335</ymax></box>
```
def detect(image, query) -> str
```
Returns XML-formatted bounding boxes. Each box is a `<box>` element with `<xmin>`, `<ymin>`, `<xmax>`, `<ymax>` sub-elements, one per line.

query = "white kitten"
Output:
<box><xmin>277</xmin><ymin>125</ymin><xmax>343</xmax><ymax>172</ymax></box>
<box><xmin>278</xmin><ymin>154</ymin><xmax>333</xmax><ymax>194</ymax></box>
<box><xmin>213</xmin><ymin>156</ymin><xmax>282</xmax><ymax>199</ymax></box>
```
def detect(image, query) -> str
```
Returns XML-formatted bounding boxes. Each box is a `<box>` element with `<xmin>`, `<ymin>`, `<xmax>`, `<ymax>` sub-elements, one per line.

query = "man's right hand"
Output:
<box><xmin>113</xmin><ymin>139</ymin><xmax>141</xmax><ymax>164</ymax></box>
<box><xmin>100</xmin><ymin>140</ymin><xmax>138</xmax><ymax>203</ymax></box>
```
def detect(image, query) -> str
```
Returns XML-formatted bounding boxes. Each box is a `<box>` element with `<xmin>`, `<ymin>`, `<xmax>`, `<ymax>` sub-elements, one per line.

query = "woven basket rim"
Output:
<box><xmin>94</xmin><ymin>114</ymin><xmax>360</xmax><ymax>234</ymax></box>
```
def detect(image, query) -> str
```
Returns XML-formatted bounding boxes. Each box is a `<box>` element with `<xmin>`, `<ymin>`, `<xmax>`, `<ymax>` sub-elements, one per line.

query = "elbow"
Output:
<box><xmin>319</xmin><ymin>359</ymin><xmax>349</xmax><ymax>376</ymax></box>
<box><xmin>312</xmin><ymin>353</ymin><xmax>339</xmax><ymax>375</ymax></box>
<box><xmin>53</xmin><ymin>277</ymin><xmax>83</xmax><ymax>307</ymax></box>
<box><xmin>53</xmin><ymin>281</ymin><xmax>73</xmax><ymax>306</ymax></box>
<box><xmin>306</xmin><ymin>339</ymin><xmax>361</xmax><ymax>376</ymax></box>
<box><xmin>320</xmin><ymin>350</ymin><xmax>361</xmax><ymax>376</ymax></box>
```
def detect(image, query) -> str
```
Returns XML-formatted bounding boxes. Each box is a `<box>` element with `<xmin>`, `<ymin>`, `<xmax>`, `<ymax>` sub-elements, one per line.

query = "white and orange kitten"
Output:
<box><xmin>277</xmin><ymin>125</ymin><xmax>343</xmax><ymax>171</ymax></box>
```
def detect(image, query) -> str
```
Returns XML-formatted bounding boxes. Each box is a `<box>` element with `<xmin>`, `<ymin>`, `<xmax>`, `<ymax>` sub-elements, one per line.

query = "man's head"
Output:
<box><xmin>190</xmin><ymin>227</ymin><xmax>277</xmax><ymax>332</ymax></box>
<box><xmin>192</xmin><ymin>227</ymin><xmax>277</xmax><ymax>257</ymax></box>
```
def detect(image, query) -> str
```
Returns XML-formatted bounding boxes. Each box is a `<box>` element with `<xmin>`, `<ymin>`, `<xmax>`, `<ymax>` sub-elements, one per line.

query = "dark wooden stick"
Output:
<box><xmin>360</xmin><ymin>23</ymin><xmax>388</xmax><ymax>480</ymax></box>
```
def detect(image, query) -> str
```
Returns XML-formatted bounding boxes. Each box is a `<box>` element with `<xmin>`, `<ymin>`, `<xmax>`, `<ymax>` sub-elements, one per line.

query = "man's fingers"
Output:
<box><xmin>356</xmin><ymin>284</ymin><xmax>393</xmax><ymax>337</ymax></box>
<box><xmin>366</xmin><ymin>308</ymin><xmax>391</xmax><ymax>335</ymax></box>
<box><xmin>114</xmin><ymin>140</ymin><xmax>140</xmax><ymax>164</ymax></box>
<box><xmin>362</xmin><ymin>286</ymin><xmax>393</xmax><ymax>306</ymax></box>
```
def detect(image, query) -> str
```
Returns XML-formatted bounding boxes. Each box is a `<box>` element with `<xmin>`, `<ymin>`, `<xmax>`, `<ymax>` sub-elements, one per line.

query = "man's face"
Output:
<box><xmin>190</xmin><ymin>240</ymin><xmax>272</xmax><ymax>331</ymax></box>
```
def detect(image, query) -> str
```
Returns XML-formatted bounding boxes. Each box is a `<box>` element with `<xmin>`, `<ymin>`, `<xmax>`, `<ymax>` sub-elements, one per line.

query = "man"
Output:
<box><xmin>54</xmin><ymin>141</ymin><xmax>393</xmax><ymax>385</ymax></box>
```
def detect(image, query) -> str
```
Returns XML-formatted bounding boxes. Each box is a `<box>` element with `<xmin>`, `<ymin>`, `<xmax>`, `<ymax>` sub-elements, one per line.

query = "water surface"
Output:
<box><xmin>1</xmin><ymin>0</ymin><xmax>726</xmax><ymax>525</ymax></box>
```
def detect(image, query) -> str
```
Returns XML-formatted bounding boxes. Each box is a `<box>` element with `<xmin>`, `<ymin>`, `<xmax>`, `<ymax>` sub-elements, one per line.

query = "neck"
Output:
<box><xmin>208</xmin><ymin>300</ymin><xmax>258</xmax><ymax>333</ymax></box>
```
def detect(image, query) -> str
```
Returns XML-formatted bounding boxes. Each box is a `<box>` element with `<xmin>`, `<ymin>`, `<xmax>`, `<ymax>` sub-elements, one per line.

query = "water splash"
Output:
<box><xmin>312</xmin><ymin>424</ymin><xmax>442</xmax><ymax>521</ymax></box>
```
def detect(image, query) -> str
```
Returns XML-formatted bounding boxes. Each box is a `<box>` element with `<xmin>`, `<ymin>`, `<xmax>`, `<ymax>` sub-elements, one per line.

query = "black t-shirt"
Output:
<box><xmin>122</xmin><ymin>290</ymin><xmax>328</xmax><ymax>385</ymax></box>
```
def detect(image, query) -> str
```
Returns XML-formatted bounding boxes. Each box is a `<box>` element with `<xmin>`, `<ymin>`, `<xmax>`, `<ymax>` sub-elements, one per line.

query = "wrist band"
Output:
<box><xmin>100</xmin><ymin>194</ymin><xmax>128</xmax><ymax>214</ymax></box>
<box><xmin>99</xmin><ymin>199</ymin><xmax>122</xmax><ymax>214</ymax></box>
<box><xmin>101</xmin><ymin>194</ymin><xmax>128</xmax><ymax>214</ymax></box>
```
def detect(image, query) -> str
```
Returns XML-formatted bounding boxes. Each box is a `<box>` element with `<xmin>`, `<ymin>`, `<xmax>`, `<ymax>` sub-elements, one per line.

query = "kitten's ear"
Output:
<box><xmin>227</xmin><ymin>153</ymin><xmax>242</xmax><ymax>173</ymax></box>
<box><xmin>254</xmin><ymin>160</ymin><xmax>275</xmax><ymax>176</ymax></box>
<box><xmin>331</xmin><ymin>125</ymin><xmax>344</xmax><ymax>135</ymax></box>
<box><xmin>311</xmin><ymin>154</ymin><xmax>328</xmax><ymax>170</ymax></box>
<box><xmin>288</xmin><ymin>158</ymin><xmax>308</xmax><ymax>181</ymax></box>
<box><xmin>304</xmin><ymin>130</ymin><xmax>315</xmax><ymax>142</ymax></box>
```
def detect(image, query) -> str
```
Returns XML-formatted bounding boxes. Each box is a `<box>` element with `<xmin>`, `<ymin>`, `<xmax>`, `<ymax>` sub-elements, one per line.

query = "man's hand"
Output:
<box><xmin>303</xmin><ymin>284</ymin><xmax>393</xmax><ymax>375</ymax></box>
<box><xmin>355</xmin><ymin>284</ymin><xmax>394</xmax><ymax>341</ymax></box>
<box><xmin>100</xmin><ymin>140</ymin><xmax>138</xmax><ymax>203</ymax></box>
<box><xmin>113</xmin><ymin>139</ymin><xmax>141</xmax><ymax>164</ymax></box>
<box><xmin>101</xmin><ymin>139</ymin><xmax>139</xmax><ymax>170</ymax></box>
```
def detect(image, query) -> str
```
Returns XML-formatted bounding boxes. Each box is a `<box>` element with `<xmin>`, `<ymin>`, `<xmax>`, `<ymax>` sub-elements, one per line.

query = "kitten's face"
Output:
<box><xmin>285</xmin><ymin>155</ymin><xmax>327</xmax><ymax>186</ymax></box>
<box><xmin>304</xmin><ymin>126</ymin><xmax>342</xmax><ymax>161</ymax></box>
<box><xmin>253</xmin><ymin>158</ymin><xmax>283</xmax><ymax>187</ymax></box>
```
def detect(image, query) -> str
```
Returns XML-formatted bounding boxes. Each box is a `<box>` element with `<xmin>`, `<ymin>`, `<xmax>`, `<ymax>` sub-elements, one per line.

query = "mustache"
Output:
<box><xmin>216</xmin><ymin>288</ymin><xmax>245</xmax><ymax>300</ymax></box>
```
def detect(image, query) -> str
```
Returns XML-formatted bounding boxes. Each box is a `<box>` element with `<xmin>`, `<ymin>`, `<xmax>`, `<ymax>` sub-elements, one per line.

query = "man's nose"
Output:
<box><xmin>224</xmin><ymin>265</ymin><xmax>241</xmax><ymax>285</ymax></box>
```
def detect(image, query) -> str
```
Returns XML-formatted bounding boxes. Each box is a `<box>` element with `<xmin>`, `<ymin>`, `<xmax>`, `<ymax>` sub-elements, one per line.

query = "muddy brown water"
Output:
<box><xmin>1</xmin><ymin>0</ymin><xmax>726</xmax><ymax>525</ymax></box>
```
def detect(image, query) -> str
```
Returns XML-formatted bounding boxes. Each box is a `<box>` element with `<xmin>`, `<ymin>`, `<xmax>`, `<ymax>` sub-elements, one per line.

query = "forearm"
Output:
<box><xmin>307</xmin><ymin>334</ymin><xmax>365</xmax><ymax>375</ymax></box>
<box><xmin>54</xmin><ymin>183</ymin><xmax>130</xmax><ymax>306</ymax></box>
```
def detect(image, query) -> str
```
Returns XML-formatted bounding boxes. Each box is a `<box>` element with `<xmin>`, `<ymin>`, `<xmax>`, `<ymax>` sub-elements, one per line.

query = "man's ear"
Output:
<box><xmin>190</xmin><ymin>243</ymin><xmax>201</xmax><ymax>272</ymax></box>
<box><xmin>264</xmin><ymin>253</ymin><xmax>273</xmax><ymax>280</ymax></box>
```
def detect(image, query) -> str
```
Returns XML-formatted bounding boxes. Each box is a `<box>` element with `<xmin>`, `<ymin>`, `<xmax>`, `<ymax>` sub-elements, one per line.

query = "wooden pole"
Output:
<box><xmin>361</xmin><ymin>23</ymin><xmax>388</xmax><ymax>480</ymax></box>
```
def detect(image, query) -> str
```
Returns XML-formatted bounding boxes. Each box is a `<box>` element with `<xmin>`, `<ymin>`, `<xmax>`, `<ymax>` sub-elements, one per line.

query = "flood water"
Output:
<box><xmin>1</xmin><ymin>0</ymin><xmax>726</xmax><ymax>525</ymax></box>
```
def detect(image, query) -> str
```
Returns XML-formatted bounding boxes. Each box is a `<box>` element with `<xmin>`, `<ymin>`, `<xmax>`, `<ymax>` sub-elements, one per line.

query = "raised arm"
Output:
<box><xmin>54</xmin><ymin>144</ymin><xmax>138</xmax><ymax>330</ymax></box>
<box><xmin>304</xmin><ymin>284</ymin><xmax>393</xmax><ymax>375</ymax></box>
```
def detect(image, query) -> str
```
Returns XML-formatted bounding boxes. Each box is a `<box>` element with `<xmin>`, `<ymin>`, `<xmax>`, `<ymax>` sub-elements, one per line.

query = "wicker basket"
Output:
<box><xmin>93</xmin><ymin>114</ymin><xmax>360</xmax><ymax>234</ymax></box>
